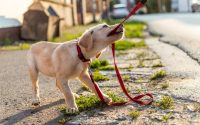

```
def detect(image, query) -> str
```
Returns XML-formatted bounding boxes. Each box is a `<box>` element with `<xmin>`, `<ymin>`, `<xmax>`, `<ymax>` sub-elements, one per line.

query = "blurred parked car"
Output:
<box><xmin>110</xmin><ymin>4</ymin><xmax>129</xmax><ymax>19</ymax></box>
<box><xmin>192</xmin><ymin>0</ymin><xmax>200</xmax><ymax>12</ymax></box>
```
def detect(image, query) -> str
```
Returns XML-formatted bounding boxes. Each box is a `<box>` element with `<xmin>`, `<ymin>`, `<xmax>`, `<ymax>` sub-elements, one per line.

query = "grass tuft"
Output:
<box><xmin>158</xmin><ymin>96</ymin><xmax>174</xmax><ymax>110</ymax></box>
<box><xmin>122</xmin><ymin>75</ymin><xmax>131</xmax><ymax>82</ymax></box>
<box><xmin>162</xmin><ymin>112</ymin><xmax>172</xmax><ymax>123</ymax></box>
<box><xmin>152</xmin><ymin>63</ymin><xmax>163</xmax><ymax>68</ymax></box>
<box><xmin>91</xmin><ymin>59</ymin><xmax>109</xmax><ymax>69</ymax></box>
<box><xmin>99</xmin><ymin>65</ymin><xmax>114</xmax><ymax>70</ymax></box>
<box><xmin>129</xmin><ymin>111</ymin><xmax>140</xmax><ymax>119</ymax></box>
<box><xmin>59</xmin><ymin>92</ymin><xmax>125</xmax><ymax>114</ymax></box>
<box><xmin>115</xmin><ymin>40</ymin><xmax>146</xmax><ymax>51</ymax></box>
<box><xmin>93</xmin><ymin>71</ymin><xmax>109</xmax><ymax>81</ymax></box>
<box><xmin>76</xmin><ymin>95</ymin><xmax>105</xmax><ymax>112</ymax></box>
<box><xmin>150</xmin><ymin>70</ymin><xmax>166</xmax><ymax>80</ymax></box>
<box><xmin>0</xmin><ymin>43</ymin><xmax>31</xmax><ymax>51</ymax></box>
<box><xmin>81</xmin><ymin>84</ymin><xmax>90</xmax><ymax>91</ymax></box>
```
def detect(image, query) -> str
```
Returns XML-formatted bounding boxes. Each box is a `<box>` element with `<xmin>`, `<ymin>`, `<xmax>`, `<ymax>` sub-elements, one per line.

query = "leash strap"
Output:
<box><xmin>88</xmin><ymin>0</ymin><xmax>153</xmax><ymax>106</ymax></box>
<box><xmin>88</xmin><ymin>44</ymin><xmax>153</xmax><ymax>106</ymax></box>
<box><xmin>111</xmin><ymin>43</ymin><xmax>153</xmax><ymax>105</ymax></box>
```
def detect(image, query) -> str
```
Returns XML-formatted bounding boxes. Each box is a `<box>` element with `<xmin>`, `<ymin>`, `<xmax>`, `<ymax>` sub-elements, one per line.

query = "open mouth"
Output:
<box><xmin>107</xmin><ymin>29</ymin><xmax>123</xmax><ymax>36</ymax></box>
<box><xmin>115</xmin><ymin>29</ymin><xmax>123</xmax><ymax>34</ymax></box>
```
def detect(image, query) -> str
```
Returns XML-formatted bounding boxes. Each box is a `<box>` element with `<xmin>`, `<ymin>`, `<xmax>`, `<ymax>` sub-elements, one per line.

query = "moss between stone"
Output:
<box><xmin>129</xmin><ymin>111</ymin><xmax>140</xmax><ymax>119</ymax></box>
<box><xmin>157</xmin><ymin>96</ymin><xmax>174</xmax><ymax>110</ymax></box>
<box><xmin>93</xmin><ymin>71</ymin><xmax>109</xmax><ymax>81</ymax></box>
<box><xmin>59</xmin><ymin>92</ymin><xmax>126</xmax><ymax>115</ymax></box>
<box><xmin>91</xmin><ymin>59</ymin><xmax>113</xmax><ymax>71</ymax></box>
<box><xmin>150</xmin><ymin>70</ymin><xmax>166</xmax><ymax>80</ymax></box>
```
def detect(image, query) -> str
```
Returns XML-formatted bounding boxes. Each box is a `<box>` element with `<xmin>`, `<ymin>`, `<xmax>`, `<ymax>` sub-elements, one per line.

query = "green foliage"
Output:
<box><xmin>116</xmin><ymin>51</ymin><xmax>128</xmax><ymax>56</ymax></box>
<box><xmin>122</xmin><ymin>75</ymin><xmax>131</xmax><ymax>82</ymax></box>
<box><xmin>81</xmin><ymin>84</ymin><xmax>90</xmax><ymax>91</ymax></box>
<box><xmin>76</xmin><ymin>95</ymin><xmax>105</xmax><ymax>112</ymax></box>
<box><xmin>127</xmin><ymin>64</ymin><xmax>134</xmax><ymax>71</ymax></box>
<box><xmin>91</xmin><ymin>59</ymin><xmax>113</xmax><ymax>70</ymax></box>
<box><xmin>59</xmin><ymin>92</ymin><xmax>125</xmax><ymax>114</ymax></box>
<box><xmin>93</xmin><ymin>71</ymin><xmax>109</xmax><ymax>81</ymax></box>
<box><xmin>158</xmin><ymin>96</ymin><xmax>174</xmax><ymax>110</ymax></box>
<box><xmin>162</xmin><ymin>112</ymin><xmax>172</xmax><ymax>123</ymax></box>
<box><xmin>136</xmin><ymin>88</ymin><xmax>142</xmax><ymax>94</ymax></box>
<box><xmin>0</xmin><ymin>43</ymin><xmax>31</xmax><ymax>51</ymax></box>
<box><xmin>129</xmin><ymin>111</ymin><xmax>140</xmax><ymax>119</ymax></box>
<box><xmin>100</xmin><ymin>60</ymin><xmax>109</xmax><ymax>66</ymax></box>
<box><xmin>91</xmin><ymin>59</ymin><xmax>101</xmax><ymax>69</ymax></box>
<box><xmin>152</xmin><ymin>63</ymin><xmax>163</xmax><ymax>68</ymax></box>
<box><xmin>115</xmin><ymin>40</ymin><xmax>146</xmax><ymax>50</ymax></box>
<box><xmin>99</xmin><ymin>65</ymin><xmax>114</xmax><ymax>70</ymax></box>
<box><xmin>124</xmin><ymin>21</ymin><xmax>144</xmax><ymax>38</ymax></box>
<box><xmin>106</xmin><ymin>91</ymin><xmax>126</xmax><ymax>103</ymax></box>
<box><xmin>150</xmin><ymin>70</ymin><xmax>166</xmax><ymax>80</ymax></box>
<box><xmin>52</xmin><ymin>33</ymin><xmax>82</xmax><ymax>42</ymax></box>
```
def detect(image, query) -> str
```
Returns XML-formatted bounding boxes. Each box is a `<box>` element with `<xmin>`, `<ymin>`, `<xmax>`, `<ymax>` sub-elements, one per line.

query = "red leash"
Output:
<box><xmin>80</xmin><ymin>0</ymin><xmax>153</xmax><ymax>106</ymax></box>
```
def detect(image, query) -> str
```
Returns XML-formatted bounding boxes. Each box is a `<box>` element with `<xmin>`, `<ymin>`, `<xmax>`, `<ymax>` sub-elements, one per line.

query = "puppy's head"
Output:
<box><xmin>79</xmin><ymin>23</ymin><xmax>124</xmax><ymax>57</ymax></box>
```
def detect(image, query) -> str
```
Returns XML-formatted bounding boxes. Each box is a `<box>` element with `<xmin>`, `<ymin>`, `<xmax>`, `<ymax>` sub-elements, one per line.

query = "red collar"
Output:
<box><xmin>76</xmin><ymin>43</ymin><xmax>90</xmax><ymax>62</ymax></box>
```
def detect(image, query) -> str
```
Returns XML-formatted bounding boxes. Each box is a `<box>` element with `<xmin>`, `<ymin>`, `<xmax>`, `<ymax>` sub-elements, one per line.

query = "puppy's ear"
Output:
<box><xmin>79</xmin><ymin>31</ymin><xmax>93</xmax><ymax>50</ymax></box>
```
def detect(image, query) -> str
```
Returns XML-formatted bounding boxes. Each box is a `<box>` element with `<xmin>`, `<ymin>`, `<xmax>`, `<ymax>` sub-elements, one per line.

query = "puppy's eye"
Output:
<box><xmin>91</xmin><ymin>30</ymin><xmax>94</xmax><ymax>34</ymax></box>
<box><xmin>102</xmin><ymin>25</ymin><xmax>108</xmax><ymax>28</ymax></box>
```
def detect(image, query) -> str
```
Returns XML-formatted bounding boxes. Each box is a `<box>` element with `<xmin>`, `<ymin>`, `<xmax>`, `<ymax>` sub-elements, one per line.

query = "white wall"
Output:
<box><xmin>0</xmin><ymin>0</ymin><xmax>33</xmax><ymax>22</ymax></box>
<box><xmin>178</xmin><ymin>0</ymin><xmax>190</xmax><ymax>12</ymax></box>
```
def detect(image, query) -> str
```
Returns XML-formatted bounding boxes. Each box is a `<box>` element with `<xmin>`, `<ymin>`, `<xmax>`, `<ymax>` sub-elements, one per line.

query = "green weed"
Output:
<box><xmin>122</xmin><ymin>75</ymin><xmax>131</xmax><ymax>82</ymax></box>
<box><xmin>115</xmin><ymin>40</ymin><xmax>146</xmax><ymax>50</ymax></box>
<box><xmin>0</xmin><ymin>43</ymin><xmax>31</xmax><ymax>51</ymax></box>
<box><xmin>99</xmin><ymin>65</ymin><xmax>114</xmax><ymax>70</ymax></box>
<box><xmin>81</xmin><ymin>84</ymin><xmax>90</xmax><ymax>91</ymax></box>
<box><xmin>93</xmin><ymin>71</ymin><xmax>109</xmax><ymax>81</ymax></box>
<box><xmin>150</xmin><ymin>70</ymin><xmax>166</xmax><ymax>80</ymax></box>
<box><xmin>91</xmin><ymin>59</ymin><xmax>109</xmax><ymax>69</ymax></box>
<box><xmin>158</xmin><ymin>96</ymin><xmax>174</xmax><ymax>110</ymax></box>
<box><xmin>129</xmin><ymin>111</ymin><xmax>140</xmax><ymax>119</ymax></box>
<box><xmin>162</xmin><ymin>112</ymin><xmax>172</xmax><ymax>123</ymax></box>
<box><xmin>152</xmin><ymin>63</ymin><xmax>163</xmax><ymax>68</ymax></box>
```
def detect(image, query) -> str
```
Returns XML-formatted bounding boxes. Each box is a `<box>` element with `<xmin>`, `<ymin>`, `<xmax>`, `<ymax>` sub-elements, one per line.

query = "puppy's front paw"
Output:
<box><xmin>32</xmin><ymin>98</ymin><xmax>40</xmax><ymax>106</ymax></box>
<box><xmin>103</xmin><ymin>94</ymin><xmax>112</xmax><ymax>104</ymax></box>
<box><xmin>66</xmin><ymin>107</ymin><xmax>79</xmax><ymax>114</ymax></box>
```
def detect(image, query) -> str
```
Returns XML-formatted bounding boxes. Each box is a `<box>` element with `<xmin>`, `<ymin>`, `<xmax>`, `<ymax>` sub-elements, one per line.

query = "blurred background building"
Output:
<box><xmin>0</xmin><ymin>0</ymin><xmax>109</xmax><ymax>41</ymax></box>
<box><xmin>0</xmin><ymin>0</ymin><xmax>199</xmax><ymax>42</ymax></box>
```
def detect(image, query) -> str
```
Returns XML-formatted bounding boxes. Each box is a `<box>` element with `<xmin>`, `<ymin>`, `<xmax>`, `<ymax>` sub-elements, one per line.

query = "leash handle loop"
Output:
<box><xmin>112</xmin><ymin>44</ymin><xmax>153</xmax><ymax>105</ymax></box>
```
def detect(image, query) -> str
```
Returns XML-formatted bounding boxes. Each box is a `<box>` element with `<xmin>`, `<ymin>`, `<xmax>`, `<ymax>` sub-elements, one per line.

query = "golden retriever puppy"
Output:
<box><xmin>27</xmin><ymin>23</ymin><xmax>124</xmax><ymax>113</ymax></box>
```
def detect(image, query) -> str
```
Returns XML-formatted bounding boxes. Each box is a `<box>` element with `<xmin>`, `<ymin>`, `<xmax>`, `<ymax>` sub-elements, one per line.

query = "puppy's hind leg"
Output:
<box><xmin>29</xmin><ymin>67</ymin><xmax>40</xmax><ymax>106</ymax></box>
<box><xmin>27</xmin><ymin>52</ymin><xmax>40</xmax><ymax>106</ymax></box>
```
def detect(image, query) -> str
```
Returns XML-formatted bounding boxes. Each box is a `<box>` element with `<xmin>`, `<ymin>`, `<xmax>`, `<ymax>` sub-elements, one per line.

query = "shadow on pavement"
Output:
<box><xmin>0</xmin><ymin>99</ymin><xmax>65</xmax><ymax>125</ymax></box>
